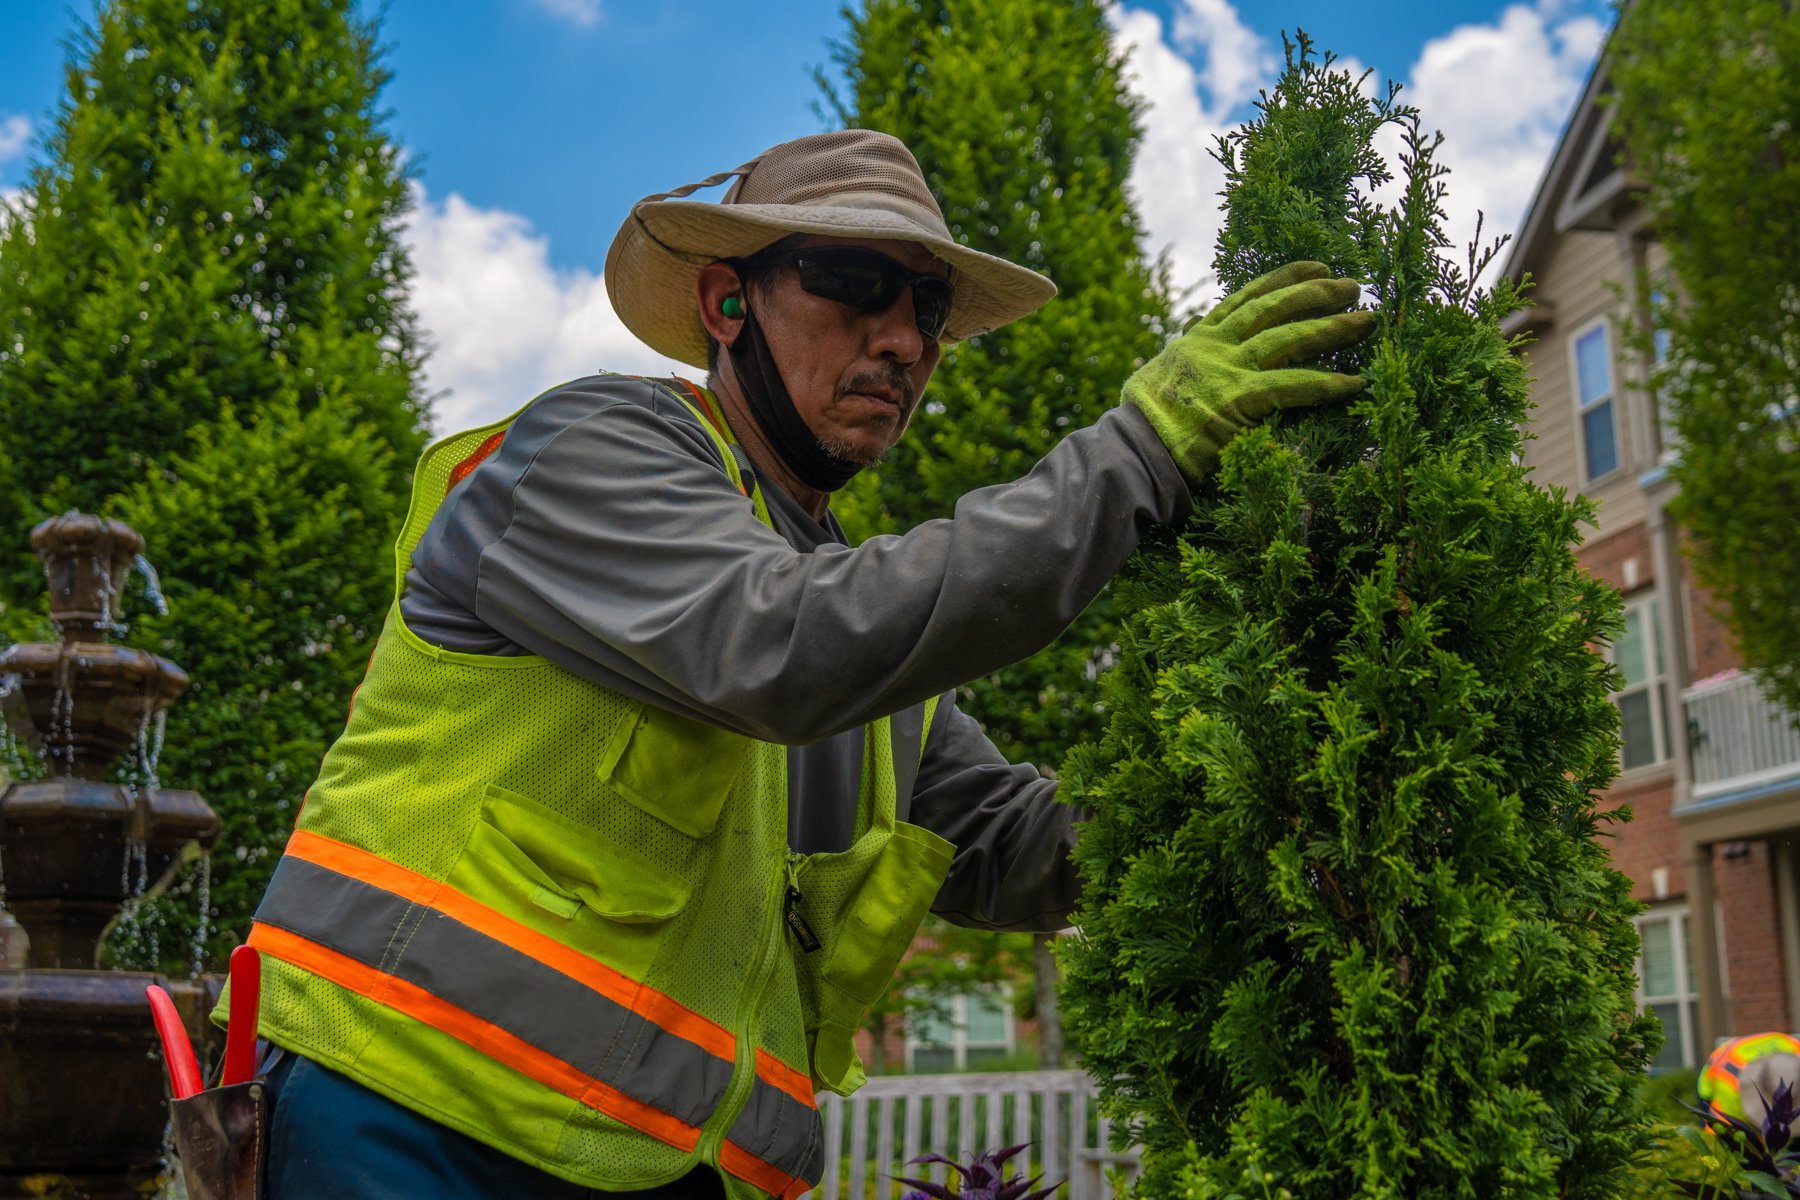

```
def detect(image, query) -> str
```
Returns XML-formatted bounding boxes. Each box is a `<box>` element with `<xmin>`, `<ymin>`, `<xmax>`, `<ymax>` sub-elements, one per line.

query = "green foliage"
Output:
<box><xmin>1644</xmin><ymin>1070</ymin><xmax>1705</xmax><ymax>1126</ymax></box>
<box><xmin>0</xmin><ymin>0</ymin><xmax>427</xmax><ymax>968</ymax></box>
<box><xmin>825</xmin><ymin>0</ymin><xmax>1169</xmax><ymax>1059</ymax></box>
<box><xmin>1607</xmin><ymin>0</ymin><xmax>1800</xmax><ymax>719</ymax></box>
<box><xmin>1057</xmin><ymin>38</ymin><xmax>1656</xmax><ymax>1198</ymax></box>
<box><xmin>824</xmin><ymin>0</ymin><xmax>1171</xmax><ymax>770</ymax></box>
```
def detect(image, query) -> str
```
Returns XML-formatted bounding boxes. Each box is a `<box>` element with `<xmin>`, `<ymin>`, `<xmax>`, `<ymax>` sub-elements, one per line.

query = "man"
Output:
<box><xmin>241</xmin><ymin>129</ymin><xmax>1371</xmax><ymax>1198</ymax></box>
<box><xmin>1700</xmin><ymin>1031</ymin><xmax>1800</xmax><ymax>1129</ymax></box>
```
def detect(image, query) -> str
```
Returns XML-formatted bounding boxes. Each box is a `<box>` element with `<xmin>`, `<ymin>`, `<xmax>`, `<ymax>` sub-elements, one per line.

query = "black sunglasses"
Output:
<box><xmin>751</xmin><ymin>246</ymin><xmax>955</xmax><ymax>341</ymax></box>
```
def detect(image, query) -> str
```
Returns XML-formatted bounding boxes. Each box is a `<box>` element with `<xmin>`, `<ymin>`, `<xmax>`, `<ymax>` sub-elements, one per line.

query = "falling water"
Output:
<box><xmin>91</xmin><ymin>552</ymin><xmax>116</xmax><ymax>635</ymax></box>
<box><xmin>148</xmin><ymin>711</ymin><xmax>166</xmax><ymax>786</ymax></box>
<box><xmin>134</xmin><ymin>711</ymin><xmax>165</xmax><ymax>792</ymax></box>
<box><xmin>113</xmin><ymin>833</ymin><xmax>158</xmax><ymax>968</ymax></box>
<box><xmin>188</xmin><ymin>850</ymin><xmax>212</xmax><ymax>981</ymax></box>
<box><xmin>119</xmin><ymin>809</ymin><xmax>134</xmax><ymax>895</ymax></box>
<box><xmin>0</xmin><ymin>673</ymin><xmax>23</xmax><ymax>780</ymax></box>
<box><xmin>132</xmin><ymin>554</ymin><xmax>168</xmax><ymax>618</ymax></box>
<box><xmin>131</xmin><ymin>833</ymin><xmax>149</xmax><ymax>897</ymax></box>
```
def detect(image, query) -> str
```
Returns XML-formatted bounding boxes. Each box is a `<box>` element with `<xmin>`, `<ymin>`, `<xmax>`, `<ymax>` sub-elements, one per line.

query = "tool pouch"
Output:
<box><xmin>171</xmin><ymin>1076</ymin><xmax>269</xmax><ymax>1200</ymax></box>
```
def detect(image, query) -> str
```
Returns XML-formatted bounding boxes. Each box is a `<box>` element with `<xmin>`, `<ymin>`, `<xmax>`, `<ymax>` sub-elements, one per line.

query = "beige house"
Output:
<box><xmin>1503</xmin><ymin>50</ymin><xmax>1800</xmax><ymax>1065</ymax></box>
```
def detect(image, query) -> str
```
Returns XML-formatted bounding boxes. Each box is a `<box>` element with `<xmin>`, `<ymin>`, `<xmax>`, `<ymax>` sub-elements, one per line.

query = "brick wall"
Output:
<box><xmin>852</xmin><ymin>1022</ymin><xmax>909</xmax><ymax>1073</ymax></box>
<box><xmin>1686</xmin><ymin>579</ymin><xmax>1742</xmax><ymax>685</ymax></box>
<box><xmin>1716</xmin><ymin>841</ymin><xmax>1790</xmax><ymax>1033</ymax></box>
<box><xmin>1605</xmin><ymin>774</ymin><xmax>1682</xmax><ymax>902</ymax></box>
<box><xmin>1601</xmin><ymin>777</ymin><xmax>1791</xmax><ymax>1037</ymax></box>
<box><xmin>1577</xmin><ymin>522</ymin><xmax>1653</xmax><ymax>594</ymax></box>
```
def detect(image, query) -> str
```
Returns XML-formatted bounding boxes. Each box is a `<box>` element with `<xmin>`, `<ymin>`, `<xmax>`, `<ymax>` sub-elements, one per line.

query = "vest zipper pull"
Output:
<box><xmin>783</xmin><ymin>858</ymin><xmax>822</xmax><ymax>953</ymax></box>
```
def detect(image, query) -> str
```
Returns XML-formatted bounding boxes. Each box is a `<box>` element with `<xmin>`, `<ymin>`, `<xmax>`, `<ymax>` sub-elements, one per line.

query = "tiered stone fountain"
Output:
<box><xmin>0</xmin><ymin>514</ymin><xmax>222</xmax><ymax>1199</ymax></box>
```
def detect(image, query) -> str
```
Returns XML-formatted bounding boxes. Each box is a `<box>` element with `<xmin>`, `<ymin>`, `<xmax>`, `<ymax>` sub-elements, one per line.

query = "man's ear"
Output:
<box><xmin>697</xmin><ymin>262</ymin><xmax>747</xmax><ymax>351</ymax></box>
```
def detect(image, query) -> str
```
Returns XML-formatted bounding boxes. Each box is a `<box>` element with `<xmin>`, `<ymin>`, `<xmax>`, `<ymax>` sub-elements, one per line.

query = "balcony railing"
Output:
<box><xmin>1684</xmin><ymin>669</ymin><xmax>1800</xmax><ymax>800</ymax></box>
<box><xmin>814</xmin><ymin>1068</ymin><xmax>1139</xmax><ymax>1200</ymax></box>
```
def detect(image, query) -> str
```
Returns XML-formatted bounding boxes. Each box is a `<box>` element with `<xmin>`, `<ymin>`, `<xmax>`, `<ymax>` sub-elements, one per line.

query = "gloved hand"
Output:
<box><xmin>1122</xmin><ymin>261</ymin><xmax>1375</xmax><ymax>485</ymax></box>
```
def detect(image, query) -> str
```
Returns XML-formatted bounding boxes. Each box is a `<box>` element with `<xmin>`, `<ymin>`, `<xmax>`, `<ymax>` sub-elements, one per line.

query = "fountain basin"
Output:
<box><xmin>1</xmin><ymin>512</ymin><xmax>225</xmax><ymax>1195</ymax></box>
<box><xmin>0</xmin><ymin>641</ymin><xmax>188</xmax><ymax>782</ymax></box>
<box><xmin>31</xmin><ymin>513</ymin><xmax>144</xmax><ymax>644</ymax></box>
<box><xmin>0</xmin><ymin>970</ymin><xmax>221</xmax><ymax>1199</ymax></box>
<box><xmin>1</xmin><ymin>779</ymin><xmax>218</xmax><ymax>970</ymax></box>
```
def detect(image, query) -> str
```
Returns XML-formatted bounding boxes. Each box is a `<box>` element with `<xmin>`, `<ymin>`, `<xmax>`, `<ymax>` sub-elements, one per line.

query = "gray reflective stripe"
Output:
<box><xmin>891</xmin><ymin>701</ymin><xmax>927</xmax><ymax>825</ymax></box>
<box><xmin>727</xmin><ymin>1081</ymin><xmax>825</xmax><ymax>1187</ymax></box>
<box><xmin>255</xmin><ymin>855</ymin><xmax>733</xmax><ymax>1127</ymax></box>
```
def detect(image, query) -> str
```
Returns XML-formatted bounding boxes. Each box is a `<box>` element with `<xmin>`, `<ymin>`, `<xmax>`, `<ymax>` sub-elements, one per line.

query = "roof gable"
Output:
<box><xmin>1502</xmin><ymin>39</ymin><xmax>1641</xmax><ymax>285</ymax></box>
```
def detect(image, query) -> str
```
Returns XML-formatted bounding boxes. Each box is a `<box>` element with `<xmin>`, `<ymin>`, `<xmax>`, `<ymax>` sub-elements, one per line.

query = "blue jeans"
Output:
<box><xmin>264</xmin><ymin>1052</ymin><xmax>729</xmax><ymax>1200</ymax></box>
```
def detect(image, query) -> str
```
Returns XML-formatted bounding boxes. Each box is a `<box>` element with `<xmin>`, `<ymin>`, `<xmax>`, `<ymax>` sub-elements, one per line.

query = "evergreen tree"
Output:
<box><xmin>826</xmin><ymin>0</ymin><xmax>1169</xmax><ymax>770</ymax></box>
<box><xmin>825</xmin><ymin>0</ymin><xmax>1170</xmax><ymax>1059</ymax></box>
<box><xmin>1058</xmin><ymin>40</ymin><xmax>1655</xmax><ymax>1198</ymax></box>
<box><xmin>1608</xmin><ymin>0</ymin><xmax>1800</xmax><ymax>719</ymax></box>
<box><xmin>0</xmin><ymin>0</ymin><xmax>427</xmax><ymax>967</ymax></box>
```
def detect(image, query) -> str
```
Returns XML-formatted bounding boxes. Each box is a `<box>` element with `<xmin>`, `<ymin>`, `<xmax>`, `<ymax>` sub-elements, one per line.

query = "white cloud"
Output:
<box><xmin>0</xmin><ymin>114</ymin><xmax>31</xmax><ymax>165</ymax></box>
<box><xmin>402</xmin><ymin>183</ymin><xmax>686</xmax><ymax>432</ymax></box>
<box><xmin>530</xmin><ymin>0</ymin><xmax>601</xmax><ymax>27</ymax></box>
<box><xmin>1109</xmin><ymin>0</ymin><xmax>1606</xmax><ymax>302</ymax></box>
<box><xmin>401</xmin><ymin>0</ymin><xmax>1608</xmax><ymax>429</ymax></box>
<box><xmin>1108</xmin><ymin>3</ymin><xmax>1265</xmax><ymax>307</ymax></box>
<box><xmin>1399</xmin><ymin>2</ymin><xmax>1606</xmax><ymax>277</ymax></box>
<box><xmin>1170</xmin><ymin>0</ymin><xmax>1276</xmax><ymax>115</ymax></box>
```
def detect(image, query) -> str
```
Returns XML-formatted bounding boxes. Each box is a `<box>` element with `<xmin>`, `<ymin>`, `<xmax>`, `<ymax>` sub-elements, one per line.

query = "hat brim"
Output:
<box><xmin>605</xmin><ymin>200</ymin><xmax>1058</xmax><ymax>369</ymax></box>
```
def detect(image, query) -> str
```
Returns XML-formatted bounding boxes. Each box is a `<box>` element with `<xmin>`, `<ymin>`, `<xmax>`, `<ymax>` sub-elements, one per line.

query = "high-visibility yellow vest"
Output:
<box><xmin>236</xmin><ymin>378</ymin><xmax>951</xmax><ymax>1199</ymax></box>
<box><xmin>1700</xmin><ymin>1031</ymin><xmax>1800</xmax><ymax>1126</ymax></box>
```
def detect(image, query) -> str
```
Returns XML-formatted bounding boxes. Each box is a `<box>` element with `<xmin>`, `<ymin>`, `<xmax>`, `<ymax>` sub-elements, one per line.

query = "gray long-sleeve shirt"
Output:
<box><xmin>401</xmin><ymin>374</ymin><xmax>1189</xmax><ymax>931</ymax></box>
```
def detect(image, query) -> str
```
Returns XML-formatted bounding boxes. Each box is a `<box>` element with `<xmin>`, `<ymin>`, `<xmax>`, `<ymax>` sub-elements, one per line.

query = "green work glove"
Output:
<box><xmin>1122</xmin><ymin>260</ymin><xmax>1375</xmax><ymax>485</ymax></box>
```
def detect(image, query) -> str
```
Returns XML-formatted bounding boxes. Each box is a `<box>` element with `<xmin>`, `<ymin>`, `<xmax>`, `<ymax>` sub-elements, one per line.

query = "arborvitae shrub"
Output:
<box><xmin>827</xmin><ymin>0</ymin><xmax>1169</xmax><ymax>770</ymax></box>
<box><xmin>0</xmin><ymin>0</ymin><xmax>427</xmax><ymax>968</ymax></box>
<box><xmin>1058</xmin><ymin>39</ymin><xmax>1656</xmax><ymax>1200</ymax></box>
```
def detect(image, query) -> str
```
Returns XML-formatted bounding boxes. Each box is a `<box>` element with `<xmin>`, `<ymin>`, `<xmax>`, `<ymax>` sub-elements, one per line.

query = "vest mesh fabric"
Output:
<box><xmin>240</xmin><ymin>380</ymin><xmax>949</xmax><ymax>1198</ymax></box>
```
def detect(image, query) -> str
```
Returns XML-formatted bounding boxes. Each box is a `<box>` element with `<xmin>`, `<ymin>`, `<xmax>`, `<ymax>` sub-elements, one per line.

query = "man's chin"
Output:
<box><xmin>817</xmin><ymin>414</ymin><xmax>908</xmax><ymax>469</ymax></box>
<box><xmin>816</xmin><ymin>436</ymin><xmax>889</xmax><ymax>469</ymax></box>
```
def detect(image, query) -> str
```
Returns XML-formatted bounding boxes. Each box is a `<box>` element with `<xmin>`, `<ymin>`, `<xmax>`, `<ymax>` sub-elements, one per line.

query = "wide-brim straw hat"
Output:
<box><xmin>605</xmin><ymin>129</ymin><xmax>1058</xmax><ymax>369</ymax></box>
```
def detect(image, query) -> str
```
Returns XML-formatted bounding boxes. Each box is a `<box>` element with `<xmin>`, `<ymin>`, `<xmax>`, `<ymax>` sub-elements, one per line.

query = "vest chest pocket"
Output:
<box><xmin>597</xmin><ymin>703</ymin><xmax>750</xmax><ymax>838</ymax></box>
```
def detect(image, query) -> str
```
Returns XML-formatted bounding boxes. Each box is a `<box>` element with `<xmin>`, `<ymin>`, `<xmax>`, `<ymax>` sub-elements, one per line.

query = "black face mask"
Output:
<box><xmin>726</xmin><ymin>307</ymin><xmax>863</xmax><ymax>494</ymax></box>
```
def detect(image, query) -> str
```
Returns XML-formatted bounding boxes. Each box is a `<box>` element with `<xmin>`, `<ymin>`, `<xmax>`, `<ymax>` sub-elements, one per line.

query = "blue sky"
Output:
<box><xmin>0</xmin><ymin>0</ymin><xmax>1613</xmax><ymax>428</ymax></box>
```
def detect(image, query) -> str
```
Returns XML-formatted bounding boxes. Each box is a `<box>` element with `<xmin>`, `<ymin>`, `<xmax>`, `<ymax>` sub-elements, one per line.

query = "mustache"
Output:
<box><xmin>842</xmin><ymin>366</ymin><xmax>919</xmax><ymax>414</ymax></box>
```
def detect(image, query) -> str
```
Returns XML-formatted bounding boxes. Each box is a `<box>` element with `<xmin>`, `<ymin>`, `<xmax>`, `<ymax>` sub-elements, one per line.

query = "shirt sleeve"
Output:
<box><xmin>908</xmin><ymin>695</ymin><xmax>1083</xmax><ymax>933</ymax></box>
<box><xmin>409</xmin><ymin>375</ymin><xmax>1189</xmax><ymax>745</ymax></box>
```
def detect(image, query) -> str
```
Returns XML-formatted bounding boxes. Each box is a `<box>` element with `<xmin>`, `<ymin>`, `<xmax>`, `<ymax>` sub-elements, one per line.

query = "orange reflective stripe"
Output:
<box><xmin>669</xmin><ymin>378</ymin><xmax>750</xmax><ymax>497</ymax></box>
<box><xmin>674</xmin><ymin>377</ymin><xmax>725</xmax><ymax>437</ymax></box>
<box><xmin>288</xmin><ymin>829</ymin><xmax>437</xmax><ymax>904</ymax></box>
<box><xmin>754</xmin><ymin>1048</ymin><xmax>816</xmax><ymax>1110</ymax></box>
<box><xmin>249</xmin><ymin>922</ymin><xmax>703</xmax><ymax>1153</ymax></box>
<box><xmin>719</xmin><ymin>1138</ymin><xmax>808</xmax><ymax>1200</ymax></box>
<box><xmin>282</xmin><ymin>830</ymin><xmax>737</xmax><ymax>1063</ymax></box>
<box><xmin>446</xmin><ymin>431</ymin><xmax>506</xmax><ymax>494</ymax></box>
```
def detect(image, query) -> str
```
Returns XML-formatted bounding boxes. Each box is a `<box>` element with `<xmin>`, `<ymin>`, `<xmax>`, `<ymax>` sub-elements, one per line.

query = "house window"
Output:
<box><xmin>906</xmin><ymin>990</ymin><xmax>1014</xmax><ymax>1072</ymax></box>
<box><xmin>1572</xmin><ymin>320</ymin><xmax>1619</xmax><ymax>480</ymax></box>
<box><xmin>1613</xmin><ymin>596</ymin><xmax>1670</xmax><ymax>770</ymax></box>
<box><xmin>1637</xmin><ymin>908</ymin><xmax>1699</xmax><ymax>1071</ymax></box>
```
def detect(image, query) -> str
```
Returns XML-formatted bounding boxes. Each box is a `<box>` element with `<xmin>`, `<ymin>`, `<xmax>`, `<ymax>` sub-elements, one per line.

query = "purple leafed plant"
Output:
<box><xmin>897</xmin><ymin>1143</ymin><xmax>1061</xmax><ymax>1200</ymax></box>
<box><xmin>1679</xmin><ymin>1079</ymin><xmax>1800</xmax><ymax>1198</ymax></box>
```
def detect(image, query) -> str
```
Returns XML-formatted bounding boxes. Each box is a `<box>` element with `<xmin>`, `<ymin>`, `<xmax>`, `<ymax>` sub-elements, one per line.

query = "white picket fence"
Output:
<box><xmin>812</xmin><ymin>1069</ymin><xmax>1140</xmax><ymax>1200</ymax></box>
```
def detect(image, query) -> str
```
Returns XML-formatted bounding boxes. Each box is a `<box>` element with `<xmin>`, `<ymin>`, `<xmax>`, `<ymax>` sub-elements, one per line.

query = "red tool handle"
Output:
<box><xmin>220</xmin><ymin>944</ymin><xmax>263</xmax><ymax>1087</ymax></box>
<box><xmin>146</xmin><ymin>984</ymin><xmax>204</xmax><ymax>1100</ymax></box>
